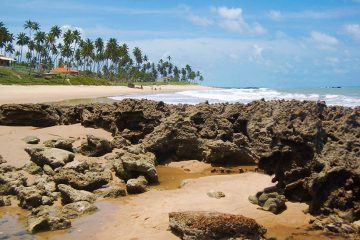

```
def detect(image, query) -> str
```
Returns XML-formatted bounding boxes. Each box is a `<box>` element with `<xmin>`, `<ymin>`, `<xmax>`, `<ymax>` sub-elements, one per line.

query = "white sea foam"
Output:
<box><xmin>109</xmin><ymin>88</ymin><xmax>360</xmax><ymax>107</ymax></box>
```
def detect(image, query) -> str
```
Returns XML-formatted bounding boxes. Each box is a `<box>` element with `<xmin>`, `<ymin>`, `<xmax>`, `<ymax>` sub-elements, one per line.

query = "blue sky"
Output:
<box><xmin>2</xmin><ymin>0</ymin><xmax>360</xmax><ymax>87</ymax></box>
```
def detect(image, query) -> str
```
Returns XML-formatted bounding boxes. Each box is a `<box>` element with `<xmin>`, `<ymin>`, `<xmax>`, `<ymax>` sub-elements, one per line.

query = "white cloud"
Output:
<box><xmin>310</xmin><ymin>31</ymin><xmax>339</xmax><ymax>45</ymax></box>
<box><xmin>215</xmin><ymin>6</ymin><xmax>266</xmax><ymax>34</ymax></box>
<box><xmin>61</xmin><ymin>25</ymin><xmax>85</xmax><ymax>36</ymax></box>
<box><xmin>188</xmin><ymin>15</ymin><xmax>213</xmax><ymax>27</ymax></box>
<box><xmin>268</xmin><ymin>10</ymin><xmax>282</xmax><ymax>21</ymax></box>
<box><xmin>218</xmin><ymin>7</ymin><xmax>243</xmax><ymax>19</ymax></box>
<box><xmin>252</xmin><ymin>23</ymin><xmax>267</xmax><ymax>35</ymax></box>
<box><xmin>344</xmin><ymin>24</ymin><xmax>360</xmax><ymax>40</ymax></box>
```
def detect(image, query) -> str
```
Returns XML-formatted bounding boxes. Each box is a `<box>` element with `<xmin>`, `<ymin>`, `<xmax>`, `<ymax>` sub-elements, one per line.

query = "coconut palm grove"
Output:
<box><xmin>0</xmin><ymin>20</ymin><xmax>203</xmax><ymax>84</ymax></box>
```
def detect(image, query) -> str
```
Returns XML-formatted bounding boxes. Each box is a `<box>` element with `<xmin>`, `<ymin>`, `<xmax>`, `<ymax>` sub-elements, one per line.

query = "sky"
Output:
<box><xmin>2</xmin><ymin>0</ymin><xmax>360</xmax><ymax>88</ymax></box>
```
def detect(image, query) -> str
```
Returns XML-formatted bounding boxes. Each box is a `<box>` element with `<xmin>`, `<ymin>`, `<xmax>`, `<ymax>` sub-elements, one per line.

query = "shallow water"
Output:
<box><xmin>110</xmin><ymin>87</ymin><xmax>360</xmax><ymax>107</ymax></box>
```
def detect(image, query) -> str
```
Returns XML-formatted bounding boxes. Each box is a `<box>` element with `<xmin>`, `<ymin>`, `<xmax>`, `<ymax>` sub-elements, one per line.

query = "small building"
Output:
<box><xmin>0</xmin><ymin>55</ymin><xmax>16</xmax><ymax>67</ymax></box>
<box><xmin>50</xmin><ymin>64</ymin><xmax>79</xmax><ymax>74</ymax></box>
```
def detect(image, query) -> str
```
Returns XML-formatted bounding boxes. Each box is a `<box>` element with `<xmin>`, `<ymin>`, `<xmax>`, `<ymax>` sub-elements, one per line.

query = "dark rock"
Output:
<box><xmin>78</xmin><ymin>135</ymin><xmax>113</xmax><ymax>157</ymax></box>
<box><xmin>16</xmin><ymin>185</ymin><xmax>46</xmax><ymax>209</ymax></box>
<box><xmin>27</xmin><ymin>206</ymin><xmax>71</xmax><ymax>233</ymax></box>
<box><xmin>0</xmin><ymin>154</ymin><xmax>6</xmax><ymax>164</ymax></box>
<box><xmin>94</xmin><ymin>185</ymin><xmax>127</xmax><ymax>198</ymax></box>
<box><xmin>168</xmin><ymin>211</ymin><xmax>267</xmax><ymax>240</ymax></box>
<box><xmin>61</xmin><ymin>201</ymin><xmax>97</xmax><ymax>219</ymax></box>
<box><xmin>126</xmin><ymin>176</ymin><xmax>148</xmax><ymax>194</ymax></box>
<box><xmin>0</xmin><ymin>104</ymin><xmax>60</xmax><ymax>127</ymax></box>
<box><xmin>58</xmin><ymin>184</ymin><xmax>96</xmax><ymax>204</ymax></box>
<box><xmin>249</xmin><ymin>190</ymin><xmax>287</xmax><ymax>214</ymax></box>
<box><xmin>25</xmin><ymin>147</ymin><xmax>74</xmax><ymax>169</ymax></box>
<box><xmin>43</xmin><ymin>138</ymin><xmax>75</xmax><ymax>152</ymax></box>
<box><xmin>116</xmin><ymin>146</ymin><xmax>158</xmax><ymax>182</ymax></box>
<box><xmin>23</xmin><ymin>162</ymin><xmax>43</xmax><ymax>175</ymax></box>
<box><xmin>0</xmin><ymin>170</ymin><xmax>27</xmax><ymax>195</ymax></box>
<box><xmin>53</xmin><ymin>164</ymin><xmax>112</xmax><ymax>191</ymax></box>
<box><xmin>0</xmin><ymin>196</ymin><xmax>11</xmax><ymax>207</ymax></box>
<box><xmin>22</xmin><ymin>136</ymin><xmax>40</xmax><ymax>144</ymax></box>
<box><xmin>111</xmin><ymin>135</ymin><xmax>131</xmax><ymax>149</ymax></box>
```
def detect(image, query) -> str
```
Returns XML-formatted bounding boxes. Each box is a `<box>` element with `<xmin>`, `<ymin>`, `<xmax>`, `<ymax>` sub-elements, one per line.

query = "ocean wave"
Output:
<box><xmin>109</xmin><ymin>88</ymin><xmax>360</xmax><ymax>107</ymax></box>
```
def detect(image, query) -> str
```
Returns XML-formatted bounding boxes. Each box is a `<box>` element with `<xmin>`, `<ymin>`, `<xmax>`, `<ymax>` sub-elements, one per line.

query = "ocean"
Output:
<box><xmin>109</xmin><ymin>86</ymin><xmax>360</xmax><ymax>108</ymax></box>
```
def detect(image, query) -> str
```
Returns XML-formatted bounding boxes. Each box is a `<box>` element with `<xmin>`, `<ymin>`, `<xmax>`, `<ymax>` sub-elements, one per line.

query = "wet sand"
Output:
<box><xmin>0</xmin><ymin>85</ymin><xmax>213</xmax><ymax>105</ymax></box>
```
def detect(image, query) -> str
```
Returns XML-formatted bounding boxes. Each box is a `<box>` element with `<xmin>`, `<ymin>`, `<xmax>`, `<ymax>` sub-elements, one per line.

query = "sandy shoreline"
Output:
<box><xmin>0</xmin><ymin>85</ymin><xmax>214</xmax><ymax>105</ymax></box>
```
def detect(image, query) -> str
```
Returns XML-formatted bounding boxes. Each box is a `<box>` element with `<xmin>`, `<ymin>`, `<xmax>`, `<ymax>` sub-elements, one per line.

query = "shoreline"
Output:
<box><xmin>0</xmin><ymin>84</ymin><xmax>215</xmax><ymax>105</ymax></box>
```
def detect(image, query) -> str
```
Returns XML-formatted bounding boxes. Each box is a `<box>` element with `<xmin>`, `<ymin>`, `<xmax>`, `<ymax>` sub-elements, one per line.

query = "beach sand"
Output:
<box><xmin>0</xmin><ymin>85</ymin><xmax>213</xmax><ymax>105</ymax></box>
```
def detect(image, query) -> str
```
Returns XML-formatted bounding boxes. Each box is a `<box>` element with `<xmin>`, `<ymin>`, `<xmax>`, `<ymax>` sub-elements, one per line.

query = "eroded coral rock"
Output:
<box><xmin>27</xmin><ymin>206</ymin><xmax>71</xmax><ymax>233</ymax></box>
<box><xmin>25</xmin><ymin>147</ymin><xmax>74</xmax><ymax>169</ymax></box>
<box><xmin>169</xmin><ymin>211</ymin><xmax>267</xmax><ymax>240</ymax></box>
<box><xmin>58</xmin><ymin>184</ymin><xmax>96</xmax><ymax>204</ymax></box>
<box><xmin>61</xmin><ymin>201</ymin><xmax>97</xmax><ymax>219</ymax></box>
<box><xmin>78</xmin><ymin>135</ymin><xmax>113</xmax><ymax>157</ymax></box>
<box><xmin>43</xmin><ymin>138</ymin><xmax>75</xmax><ymax>152</ymax></box>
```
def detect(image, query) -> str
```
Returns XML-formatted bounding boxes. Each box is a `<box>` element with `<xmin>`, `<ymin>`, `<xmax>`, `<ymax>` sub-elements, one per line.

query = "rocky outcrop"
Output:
<box><xmin>114</xmin><ymin>145</ymin><xmax>158</xmax><ymax>182</ymax></box>
<box><xmin>169</xmin><ymin>211</ymin><xmax>267</xmax><ymax>240</ymax></box>
<box><xmin>44</xmin><ymin>138</ymin><xmax>75</xmax><ymax>152</ymax></box>
<box><xmin>0</xmin><ymin>99</ymin><xmax>359</xmax><ymax>229</ymax></box>
<box><xmin>25</xmin><ymin>147</ymin><xmax>75</xmax><ymax>169</ymax></box>
<box><xmin>58</xmin><ymin>184</ymin><xmax>96</xmax><ymax>204</ymax></box>
<box><xmin>0</xmin><ymin>104</ymin><xmax>62</xmax><ymax>127</ymax></box>
<box><xmin>78</xmin><ymin>135</ymin><xmax>113</xmax><ymax>157</ymax></box>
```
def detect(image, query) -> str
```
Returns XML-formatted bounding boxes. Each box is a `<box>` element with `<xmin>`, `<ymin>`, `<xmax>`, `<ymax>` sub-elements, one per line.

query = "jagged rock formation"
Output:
<box><xmin>0</xmin><ymin>99</ymin><xmax>359</xmax><ymax>234</ymax></box>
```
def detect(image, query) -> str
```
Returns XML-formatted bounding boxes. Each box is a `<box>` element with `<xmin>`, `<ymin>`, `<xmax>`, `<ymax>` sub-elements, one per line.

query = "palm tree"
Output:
<box><xmin>16</xmin><ymin>33</ymin><xmax>29</xmax><ymax>62</ymax></box>
<box><xmin>49</xmin><ymin>25</ymin><xmax>62</xmax><ymax>39</ymax></box>
<box><xmin>5</xmin><ymin>43</ymin><xmax>15</xmax><ymax>57</ymax></box>
<box><xmin>81</xmin><ymin>38</ymin><xmax>94</xmax><ymax>71</ymax></box>
<box><xmin>133</xmin><ymin>47</ymin><xmax>143</xmax><ymax>68</ymax></box>
<box><xmin>24</xmin><ymin>20</ymin><xmax>39</xmax><ymax>40</ymax></box>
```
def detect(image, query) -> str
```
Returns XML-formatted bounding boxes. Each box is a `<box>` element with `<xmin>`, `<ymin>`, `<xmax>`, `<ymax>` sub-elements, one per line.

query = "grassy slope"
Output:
<box><xmin>0</xmin><ymin>67</ymin><xmax>197</xmax><ymax>86</ymax></box>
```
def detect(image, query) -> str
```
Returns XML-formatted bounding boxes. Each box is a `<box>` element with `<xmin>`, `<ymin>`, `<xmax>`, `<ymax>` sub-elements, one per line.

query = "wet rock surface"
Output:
<box><xmin>0</xmin><ymin>99</ymin><xmax>359</xmax><ymax>236</ymax></box>
<box><xmin>169</xmin><ymin>211</ymin><xmax>267</xmax><ymax>240</ymax></box>
<box><xmin>249</xmin><ymin>187</ymin><xmax>287</xmax><ymax>214</ymax></box>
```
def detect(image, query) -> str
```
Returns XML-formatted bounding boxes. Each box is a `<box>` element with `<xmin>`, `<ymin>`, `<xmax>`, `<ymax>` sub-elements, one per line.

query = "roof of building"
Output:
<box><xmin>50</xmin><ymin>67</ymin><xmax>79</xmax><ymax>73</ymax></box>
<box><xmin>0</xmin><ymin>55</ymin><xmax>16</xmax><ymax>61</ymax></box>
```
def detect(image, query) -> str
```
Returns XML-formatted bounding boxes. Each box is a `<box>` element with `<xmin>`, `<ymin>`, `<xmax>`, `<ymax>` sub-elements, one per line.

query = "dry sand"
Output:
<box><xmin>0</xmin><ymin>124</ymin><xmax>112</xmax><ymax>168</ymax></box>
<box><xmin>34</xmin><ymin>173</ymin><xmax>332</xmax><ymax>240</ymax></box>
<box><xmin>0</xmin><ymin>85</ymin><xmax>213</xmax><ymax>105</ymax></box>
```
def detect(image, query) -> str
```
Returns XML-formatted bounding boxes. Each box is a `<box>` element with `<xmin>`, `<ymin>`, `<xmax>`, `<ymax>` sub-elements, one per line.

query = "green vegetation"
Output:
<box><xmin>0</xmin><ymin>20</ymin><xmax>204</xmax><ymax>85</ymax></box>
<box><xmin>0</xmin><ymin>66</ymin><xmax>197</xmax><ymax>86</ymax></box>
